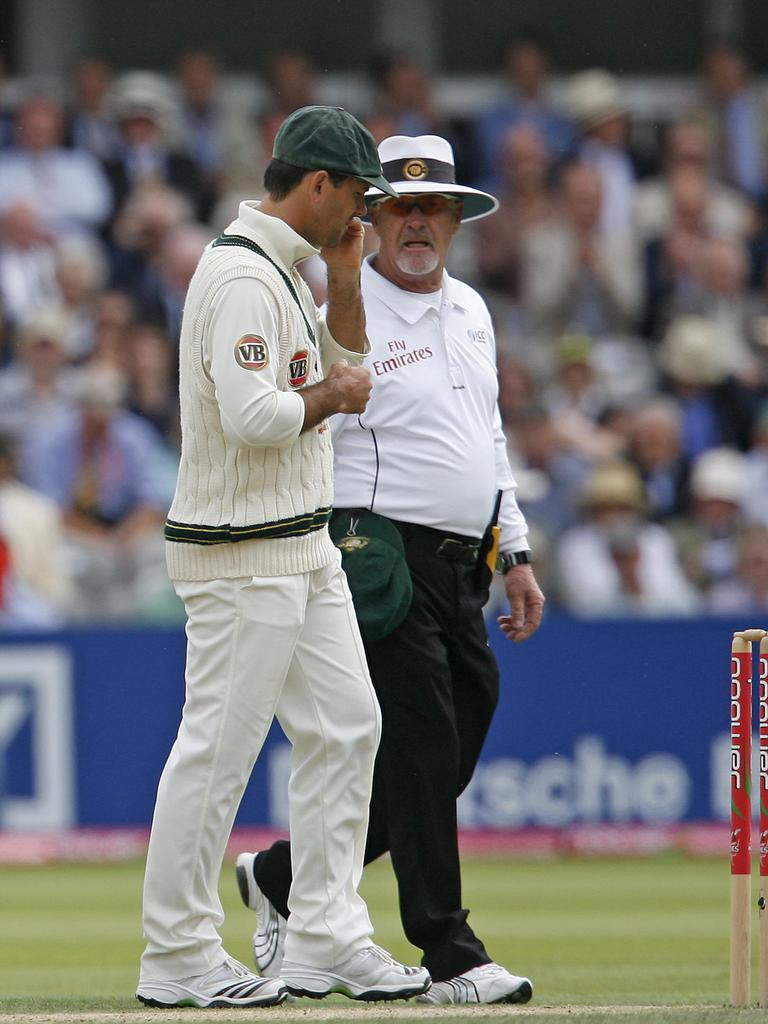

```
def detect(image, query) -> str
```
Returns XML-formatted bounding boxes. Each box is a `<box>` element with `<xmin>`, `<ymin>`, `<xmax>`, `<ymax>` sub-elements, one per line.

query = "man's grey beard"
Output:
<box><xmin>394</xmin><ymin>248</ymin><xmax>440</xmax><ymax>276</ymax></box>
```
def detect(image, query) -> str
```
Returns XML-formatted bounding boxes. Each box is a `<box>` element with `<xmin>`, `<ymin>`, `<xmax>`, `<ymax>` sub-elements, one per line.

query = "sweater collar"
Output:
<box><xmin>226</xmin><ymin>200</ymin><xmax>319</xmax><ymax>270</ymax></box>
<box><xmin>361</xmin><ymin>255</ymin><xmax>469</xmax><ymax>324</ymax></box>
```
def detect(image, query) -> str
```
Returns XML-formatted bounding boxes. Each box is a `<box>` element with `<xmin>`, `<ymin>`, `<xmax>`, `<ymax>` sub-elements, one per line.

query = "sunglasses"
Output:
<box><xmin>374</xmin><ymin>194</ymin><xmax>461</xmax><ymax>218</ymax></box>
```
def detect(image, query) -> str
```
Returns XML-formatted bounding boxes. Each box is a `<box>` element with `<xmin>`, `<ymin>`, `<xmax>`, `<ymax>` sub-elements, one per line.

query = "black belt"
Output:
<box><xmin>390</xmin><ymin>519</ymin><xmax>482</xmax><ymax>565</ymax></box>
<box><xmin>331</xmin><ymin>509</ymin><xmax>482</xmax><ymax>565</ymax></box>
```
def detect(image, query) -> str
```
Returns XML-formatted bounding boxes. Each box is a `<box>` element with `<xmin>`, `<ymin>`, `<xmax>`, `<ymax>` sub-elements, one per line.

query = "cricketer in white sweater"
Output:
<box><xmin>139</xmin><ymin>200</ymin><xmax>384</xmax><ymax>987</ymax></box>
<box><xmin>165</xmin><ymin>201</ymin><xmax>370</xmax><ymax>580</ymax></box>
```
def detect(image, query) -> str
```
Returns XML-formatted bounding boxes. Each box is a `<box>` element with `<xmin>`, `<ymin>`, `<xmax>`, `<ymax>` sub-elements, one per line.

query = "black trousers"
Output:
<box><xmin>254</xmin><ymin>519</ymin><xmax>500</xmax><ymax>981</ymax></box>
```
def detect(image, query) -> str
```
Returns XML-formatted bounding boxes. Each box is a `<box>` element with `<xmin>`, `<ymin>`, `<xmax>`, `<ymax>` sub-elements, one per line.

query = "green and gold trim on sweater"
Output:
<box><xmin>165</xmin><ymin>507</ymin><xmax>332</xmax><ymax>545</ymax></box>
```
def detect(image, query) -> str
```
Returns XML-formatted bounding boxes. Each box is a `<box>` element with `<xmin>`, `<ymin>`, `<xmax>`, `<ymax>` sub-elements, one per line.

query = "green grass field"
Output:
<box><xmin>0</xmin><ymin>854</ymin><xmax>764</xmax><ymax>1023</ymax></box>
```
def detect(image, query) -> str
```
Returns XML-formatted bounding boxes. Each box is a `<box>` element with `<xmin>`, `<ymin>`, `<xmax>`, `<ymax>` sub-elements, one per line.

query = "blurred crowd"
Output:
<box><xmin>2</xmin><ymin>36</ymin><xmax>768</xmax><ymax>626</ymax></box>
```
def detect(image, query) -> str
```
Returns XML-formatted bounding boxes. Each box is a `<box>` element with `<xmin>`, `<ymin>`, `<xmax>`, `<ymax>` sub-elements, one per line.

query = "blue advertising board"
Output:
<box><xmin>0</xmin><ymin>616</ymin><xmax>750</xmax><ymax>831</ymax></box>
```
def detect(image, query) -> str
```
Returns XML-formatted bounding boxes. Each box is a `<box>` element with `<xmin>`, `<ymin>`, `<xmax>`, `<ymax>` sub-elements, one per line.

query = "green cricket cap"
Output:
<box><xmin>273</xmin><ymin>105</ymin><xmax>398</xmax><ymax>198</ymax></box>
<box><xmin>330</xmin><ymin>509</ymin><xmax>413</xmax><ymax>642</ymax></box>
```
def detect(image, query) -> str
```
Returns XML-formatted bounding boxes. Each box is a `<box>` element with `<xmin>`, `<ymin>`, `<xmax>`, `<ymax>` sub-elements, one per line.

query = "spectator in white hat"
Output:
<box><xmin>669</xmin><ymin>444</ymin><xmax>748</xmax><ymax>596</ymax></box>
<box><xmin>0</xmin><ymin>309</ymin><xmax>79</xmax><ymax>441</ymax></box>
<box><xmin>658</xmin><ymin>314</ymin><xmax>761</xmax><ymax>457</ymax></box>
<box><xmin>555</xmin><ymin>459</ymin><xmax>699</xmax><ymax>617</ymax></box>
<box><xmin>565</xmin><ymin>69</ymin><xmax>640</xmax><ymax>237</ymax></box>
<box><xmin>103</xmin><ymin>72</ymin><xmax>211</xmax><ymax>223</ymax></box>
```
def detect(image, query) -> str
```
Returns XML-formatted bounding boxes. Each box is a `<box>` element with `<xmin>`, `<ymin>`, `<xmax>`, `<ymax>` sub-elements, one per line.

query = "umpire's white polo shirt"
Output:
<box><xmin>331</xmin><ymin>256</ymin><xmax>528</xmax><ymax>549</ymax></box>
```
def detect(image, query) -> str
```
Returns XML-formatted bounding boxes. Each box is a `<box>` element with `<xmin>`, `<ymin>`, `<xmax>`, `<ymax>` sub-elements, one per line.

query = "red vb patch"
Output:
<box><xmin>288</xmin><ymin>349</ymin><xmax>309</xmax><ymax>388</ymax></box>
<box><xmin>235</xmin><ymin>335</ymin><xmax>269</xmax><ymax>370</ymax></box>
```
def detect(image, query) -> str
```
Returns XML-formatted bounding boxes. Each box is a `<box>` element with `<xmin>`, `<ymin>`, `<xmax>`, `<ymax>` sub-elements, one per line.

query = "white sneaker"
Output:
<box><xmin>235</xmin><ymin>851</ymin><xmax>286</xmax><ymax>977</ymax></box>
<box><xmin>415</xmin><ymin>962</ymin><xmax>533</xmax><ymax>1005</ymax></box>
<box><xmin>281</xmin><ymin>943</ymin><xmax>431</xmax><ymax>1001</ymax></box>
<box><xmin>136</xmin><ymin>955</ymin><xmax>288</xmax><ymax>1008</ymax></box>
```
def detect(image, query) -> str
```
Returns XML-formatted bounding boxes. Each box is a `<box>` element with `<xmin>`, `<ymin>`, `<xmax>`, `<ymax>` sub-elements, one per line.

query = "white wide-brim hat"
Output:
<box><xmin>658</xmin><ymin>315</ymin><xmax>726</xmax><ymax>386</ymax></box>
<box><xmin>109</xmin><ymin>71</ymin><xmax>178</xmax><ymax>134</ymax></box>
<box><xmin>565</xmin><ymin>69</ymin><xmax>628</xmax><ymax>130</ymax></box>
<box><xmin>364</xmin><ymin>135</ymin><xmax>499</xmax><ymax>223</ymax></box>
<box><xmin>690</xmin><ymin>446</ymin><xmax>746</xmax><ymax>503</ymax></box>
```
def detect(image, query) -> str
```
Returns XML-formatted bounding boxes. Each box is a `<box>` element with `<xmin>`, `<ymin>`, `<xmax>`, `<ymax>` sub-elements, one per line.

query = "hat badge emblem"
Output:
<box><xmin>403</xmin><ymin>158</ymin><xmax>428</xmax><ymax>180</ymax></box>
<box><xmin>338</xmin><ymin>535</ymin><xmax>369</xmax><ymax>551</ymax></box>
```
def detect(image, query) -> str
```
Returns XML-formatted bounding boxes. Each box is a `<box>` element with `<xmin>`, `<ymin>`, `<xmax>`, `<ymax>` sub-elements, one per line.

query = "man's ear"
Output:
<box><xmin>307</xmin><ymin>169</ymin><xmax>330</xmax><ymax>197</ymax></box>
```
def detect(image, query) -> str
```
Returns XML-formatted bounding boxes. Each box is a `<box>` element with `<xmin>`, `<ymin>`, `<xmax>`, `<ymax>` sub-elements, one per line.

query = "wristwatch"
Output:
<box><xmin>497</xmin><ymin>550</ymin><xmax>533</xmax><ymax>574</ymax></box>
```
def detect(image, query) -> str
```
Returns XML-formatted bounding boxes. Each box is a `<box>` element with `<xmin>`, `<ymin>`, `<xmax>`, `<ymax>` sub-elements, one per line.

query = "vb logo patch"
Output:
<box><xmin>288</xmin><ymin>349</ymin><xmax>309</xmax><ymax>388</ymax></box>
<box><xmin>235</xmin><ymin>334</ymin><xmax>269</xmax><ymax>370</ymax></box>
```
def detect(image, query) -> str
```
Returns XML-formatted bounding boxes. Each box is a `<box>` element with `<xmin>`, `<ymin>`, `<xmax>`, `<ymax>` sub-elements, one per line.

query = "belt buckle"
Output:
<box><xmin>436</xmin><ymin>538</ymin><xmax>459</xmax><ymax>559</ymax></box>
<box><xmin>436</xmin><ymin>537</ymin><xmax>478</xmax><ymax>564</ymax></box>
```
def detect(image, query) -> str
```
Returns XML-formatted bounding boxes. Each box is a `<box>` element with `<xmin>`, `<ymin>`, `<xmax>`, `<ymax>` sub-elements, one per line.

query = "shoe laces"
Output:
<box><xmin>223</xmin><ymin>956</ymin><xmax>254</xmax><ymax>978</ymax></box>
<box><xmin>363</xmin><ymin>944</ymin><xmax>397</xmax><ymax>965</ymax></box>
<box><xmin>473</xmin><ymin>962</ymin><xmax>506</xmax><ymax>978</ymax></box>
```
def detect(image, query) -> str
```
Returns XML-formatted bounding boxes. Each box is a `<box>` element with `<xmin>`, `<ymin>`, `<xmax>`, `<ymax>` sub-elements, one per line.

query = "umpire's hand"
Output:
<box><xmin>497</xmin><ymin>564</ymin><xmax>545</xmax><ymax>643</ymax></box>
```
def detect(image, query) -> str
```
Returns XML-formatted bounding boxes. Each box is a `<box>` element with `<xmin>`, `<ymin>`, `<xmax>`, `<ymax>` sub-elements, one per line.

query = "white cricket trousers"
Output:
<box><xmin>139</xmin><ymin>555</ymin><xmax>381</xmax><ymax>982</ymax></box>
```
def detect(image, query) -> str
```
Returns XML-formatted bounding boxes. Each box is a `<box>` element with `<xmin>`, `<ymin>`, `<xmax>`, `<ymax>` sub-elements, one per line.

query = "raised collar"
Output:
<box><xmin>225</xmin><ymin>200</ymin><xmax>319</xmax><ymax>271</ymax></box>
<box><xmin>361</xmin><ymin>255</ymin><xmax>469</xmax><ymax>324</ymax></box>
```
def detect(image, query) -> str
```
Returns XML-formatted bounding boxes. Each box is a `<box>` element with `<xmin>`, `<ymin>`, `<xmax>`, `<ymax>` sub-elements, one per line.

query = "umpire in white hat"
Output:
<box><xmin>237</xmin><ymin>134</ymin><xmax>544</xmax><ymax>1005</ymax></box>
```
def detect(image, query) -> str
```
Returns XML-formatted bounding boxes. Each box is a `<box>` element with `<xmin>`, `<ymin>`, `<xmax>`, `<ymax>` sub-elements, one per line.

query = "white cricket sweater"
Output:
<box><xmin>165</xmin><ymin>201</ymin><xmax>368</xmax><ymax>581</ymax></box>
